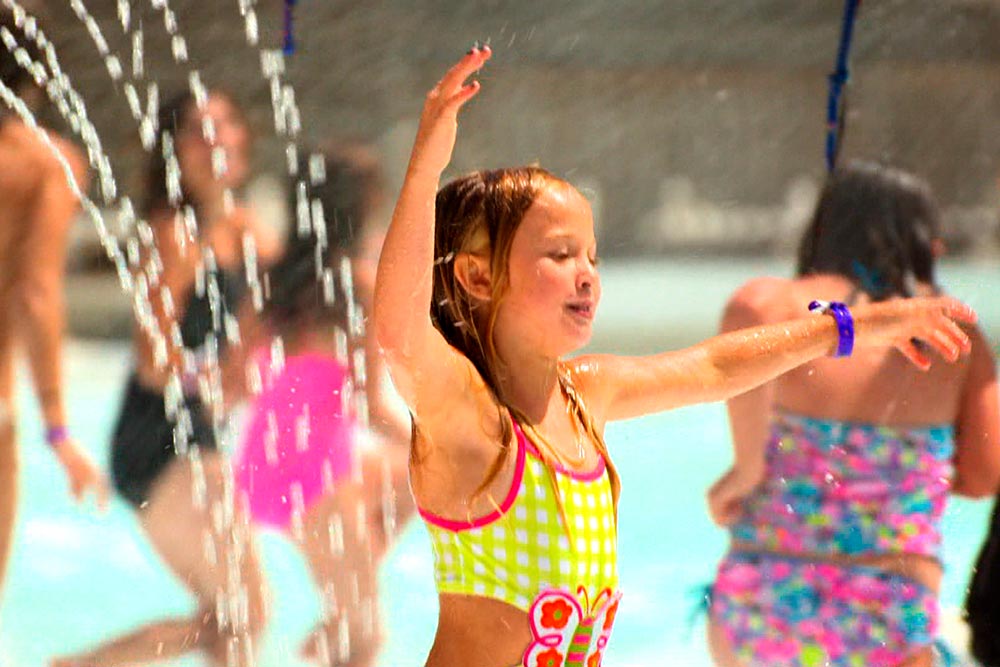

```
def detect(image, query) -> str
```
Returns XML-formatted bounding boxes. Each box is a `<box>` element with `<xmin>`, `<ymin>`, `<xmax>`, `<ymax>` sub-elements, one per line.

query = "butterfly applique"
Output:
<box><xmin>522</xmin><ymin>586</ymin><xmax>622</xmax><ymax>667</ymax></box>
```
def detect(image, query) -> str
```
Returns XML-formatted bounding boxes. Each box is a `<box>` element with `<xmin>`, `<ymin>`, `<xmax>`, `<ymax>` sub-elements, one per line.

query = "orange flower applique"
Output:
<box><xmin>540</xmin><ymin>598</ymin><xmax>573</xmax><ymax>630</ymax></box>
<box><xmin>536</xmin><ymin>648</ymin><xmax>563</xmax><ymax>667</ymax></box>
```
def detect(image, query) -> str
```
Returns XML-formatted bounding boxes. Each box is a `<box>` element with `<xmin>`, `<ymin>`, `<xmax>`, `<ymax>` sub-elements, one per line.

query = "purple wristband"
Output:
<box><xmin>45</xmin><ymin>425</ymin><xmax>68</xmax><ymax>447</ymax></box>
<box><xmin>808</xmin><ymin>300</ymin><xmax>854</xmax><ymax>358</ymax></box>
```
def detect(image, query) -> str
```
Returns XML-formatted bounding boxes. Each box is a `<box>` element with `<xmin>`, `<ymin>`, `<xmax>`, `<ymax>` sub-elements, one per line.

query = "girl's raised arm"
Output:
<box><xmin>373</xmin><ymin>47</ymin><xmax>491</xmax><ymax>421</ymax></box>
<box><xmin>575</xmin><ymin>294</ymin><xmax>976</xmax><ymax>423</ymax></box>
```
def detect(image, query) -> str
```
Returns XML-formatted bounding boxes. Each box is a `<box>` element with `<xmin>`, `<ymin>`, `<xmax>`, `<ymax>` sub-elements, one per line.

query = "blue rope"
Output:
<box><xmin>825</xmin><ymin>0</ymin><xmax>862</xmax><ymax>171</ymax></box>
<box><xmin>283</xmin><ymin>0</ymin><xmax>297</xmax><ymax>55</ymax></box>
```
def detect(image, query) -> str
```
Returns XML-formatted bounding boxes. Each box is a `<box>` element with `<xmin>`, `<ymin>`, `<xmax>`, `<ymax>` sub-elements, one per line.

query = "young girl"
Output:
<box><xmin>232</xmin><ymin>143</ymin><xmax>412</xmax><ymax>666</ymax></box>
<box><xmin>705</xmin><ymin>161</ymin><xmax>1000</xmax><ymax>667</ymax></box>
<box><xmin>53</xmin><ymin>89</ymin><xmax>279</xmax><ymax>667</ymax></box>
<box><xmin>373</xmin><ymin>47</ymin><xmax>978</xmax><ymax>667</ymax></box>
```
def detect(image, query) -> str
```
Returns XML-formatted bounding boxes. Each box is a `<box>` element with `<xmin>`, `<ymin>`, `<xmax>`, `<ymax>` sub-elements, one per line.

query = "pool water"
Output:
<box><xmin>3</xmin><ymin>258</ymin><xmax>997</xmax><ymax>666</ymax></box>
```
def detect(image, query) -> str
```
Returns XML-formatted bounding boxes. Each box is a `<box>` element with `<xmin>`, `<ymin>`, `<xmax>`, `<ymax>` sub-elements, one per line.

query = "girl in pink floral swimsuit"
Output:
<box><xmin>707</xmin><ymin>161</ymin><xmax>1000</xmax><ymax>667</ymax></box>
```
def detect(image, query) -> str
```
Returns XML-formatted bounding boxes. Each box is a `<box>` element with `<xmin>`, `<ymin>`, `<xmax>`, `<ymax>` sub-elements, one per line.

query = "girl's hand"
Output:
<box><xmin>54</xmin><ymin>440</ymin><xmax>109</xmax><ymax>511</ymax></box>
<box><xmin>854</xmin><ymin>296</ymin><xmax>977</xmax><ymax>369</ymax></box>
<box><xmin>707</xmin><ymin>465</ymin><xmax>764</xmax><ymax>527</ymax></box>
<box><xmin>407</xmin><ymin>45</ymin><xmax>491</xmax><ymax>179</ymax></box>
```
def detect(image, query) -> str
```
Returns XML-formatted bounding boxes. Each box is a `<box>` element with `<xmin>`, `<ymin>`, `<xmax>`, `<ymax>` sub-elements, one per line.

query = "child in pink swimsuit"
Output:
<box><xmin>233</xmin><ymin>143</ymin><xmax>411</xmax><ymax>665</ymax></box>
<box><xmin>707</xmin><ymin>162</ymin><xmax>1000</xmax><ymax>667</ymax></box>
<box><xmin>235</xmin><ymin>350</ymin><xmax>356</xmax><ymax>531</ymax></box>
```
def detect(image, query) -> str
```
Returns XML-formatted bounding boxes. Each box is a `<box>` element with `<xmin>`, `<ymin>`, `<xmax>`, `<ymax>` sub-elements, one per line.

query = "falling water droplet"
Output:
<box><xmin>328</xmin><ymin>512</ymin><xmax>344</xmax><ymax>556</ymax></box>
<box><xmin>337</xmin><ymin>615</ymin><xmax>352</xmax><ymax>663</ymax></box>
<box><xmin>295</xmin><ymin>404</ymin><xmax>311</xmax><ymax>453</ymax></box>
<box><xmin>117</xmin><ymin>0</ymin><xmax>130</xmax><ymax>31</ymax></box>
<box><xmin>270</xmin><ymin>335</ymin><xmax>286</xmax><ymax>375</ymax></box>
<box><xmin>322</xmin><ymin>268</ymin><xmax>336</xmax><ymax>305</ymax></box>
<box><xmin>104</xmin><ymin>54</ymin><xmax>123</xmax><ymax>81</ymax></box>
<box><xmin>211</xmin><ymin>146</ymin><xmax>228</xmax><ymax>179</ymax></box>
<box><xmin>171</xmin><ymin>35</ymin><xmax>188</xmax><ymax>63</ymax></box>
<box><xmin>243</xmin><ymin>9</ymin><xmax>259</xmax><ymax>45</ymax></box>
<box><xmin>309</xmin><ymin>152</ymin><xmax>326</xmax><ymax>185</ymax></box>
<box><xmin>124</xmin><ymin>82</ymin><xmax>142</xmax><ymax>120</ymax></box>
<box><xmin>131</xmin><ymin>28</ymin><xmax>143</xmax><ymax>78</ymax></box>
<box><xmin>296</xmin><ymin>179</ymin><xmax>310</xmax><ymax>235</ymax></box>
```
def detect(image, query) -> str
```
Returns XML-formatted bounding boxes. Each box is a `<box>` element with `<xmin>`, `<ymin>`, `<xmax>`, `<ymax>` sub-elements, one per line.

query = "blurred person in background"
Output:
<box><xmin>962</xmin><ymin>171</ymin><xmax>1000</xmax><ymax>667</ymax></box>
<box><xmin>0</xmin><ymin>5</ymin><xmax>107</xmax><ymax>607</ymax></box>
<box><xmin>706</xmin><ymin>160</ymin><xmax>1000</xmax><ymax>667</ymax></box>
<box><xmin>230</xmin><ymin>142</ymin><xmax>413</xmax><ymax>666</ymax></box>
<box><xmin>52</xmin><ymin>88</ymin><xmax>279</xmax><ymax>667</ymax></box>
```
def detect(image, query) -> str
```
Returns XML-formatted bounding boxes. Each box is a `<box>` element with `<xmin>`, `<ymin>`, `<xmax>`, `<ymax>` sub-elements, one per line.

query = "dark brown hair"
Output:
<box><xmin>796</xmin><ymin>160</ymin><xmax>940</xmax><ymax>300</ymax></box>
<box><xmin>142</xmin><ymin>89</ymin><xmax>247</xmax><ymax>218</ymax></box>
<box><xmin>263</xmin><ymin>142</ymin><xmax>382</xmax><ymax>332</ymax></box>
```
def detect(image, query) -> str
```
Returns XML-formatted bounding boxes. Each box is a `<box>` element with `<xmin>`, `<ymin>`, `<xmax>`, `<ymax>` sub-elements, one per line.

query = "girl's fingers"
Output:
<box><xmin>926</xmin><ymin>328</ymin><xmax>960</xmax><ymax>362</ymax></box>
<box><xmin>938</xmin><ymin>298</ymin><xmax>978</xmax><ymax>325</ymax></box>
<box><xmin>938</xmin><ymin>317</ymin><xmax>972</xmax><ymax>354</ymax></box>
<box><xmin>898</xmin><ymin>339</ymin><xmax>932</xmax><ymax>371</ymax></box>
<box><xmin>443</xmin><ymin>81</ymin><xmax>482</xmax><ymax>114</ymax></box>
<box><xmin>437</xmin><ymin>45</ymin><xmax>491</xmax><ymax>98</ymax></box>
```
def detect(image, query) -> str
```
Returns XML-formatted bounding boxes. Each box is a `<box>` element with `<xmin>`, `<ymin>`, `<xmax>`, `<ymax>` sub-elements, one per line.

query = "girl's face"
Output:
<box><xmin>495</xmin><ymin>184</ymin><xmax>600</xmax><ymax>358</ymax></box>
<box><xmin>176</xmin><ymin>93</ymin><xmax>250</xmax><ymax>196</ymax></box>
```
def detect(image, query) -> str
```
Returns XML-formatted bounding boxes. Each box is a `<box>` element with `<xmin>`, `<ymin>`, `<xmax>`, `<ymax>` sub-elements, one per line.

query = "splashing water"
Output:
<box><xmin>0</xmin><ymin>1</ymin><xmax>388</xmax><ymax>663</ymax></box>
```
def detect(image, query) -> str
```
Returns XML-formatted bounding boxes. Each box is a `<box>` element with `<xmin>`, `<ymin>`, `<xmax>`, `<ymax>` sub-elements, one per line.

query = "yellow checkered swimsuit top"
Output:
<box><xmin>419</xmin><ymin>418</ymin><xmax>619</xmax><ymax>613</ymax></box>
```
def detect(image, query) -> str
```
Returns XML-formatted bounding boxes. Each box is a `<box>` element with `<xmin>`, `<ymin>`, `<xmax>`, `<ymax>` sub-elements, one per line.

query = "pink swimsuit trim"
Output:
<box><xmin>523</xmin><ymin>440</ymin><xmax>606</xmax><ymax>482</ymax></box>
<box><xmin>417</xmin><ymin>420</ymin><xmax>528</xmax><ymax>532</ymax></box>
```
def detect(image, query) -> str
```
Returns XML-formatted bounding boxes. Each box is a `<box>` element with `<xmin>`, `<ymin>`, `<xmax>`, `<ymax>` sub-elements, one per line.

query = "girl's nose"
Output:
<box><xmin>577</xmin><ymin>260</ymin><xmax>596</xmax><ymax>292</ymax></box>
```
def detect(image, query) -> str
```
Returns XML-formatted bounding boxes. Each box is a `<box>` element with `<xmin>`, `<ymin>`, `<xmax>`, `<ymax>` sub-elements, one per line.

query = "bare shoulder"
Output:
<box><xmin>562</xmin><ymin>354</ymin><xmax>614</xmax><ymax>427</ymax></box>
<box><xmin>26</xmin><ymin>130</ymin><xmax>88</xmax><ymax>193</ymax></box>
<box><xmin>722</xmin><ymin>276</ymin><xmax>796</xmax><ymax>331</ymax></box>
<box><xmin>45</xmin><ymin>131</ymin><xmax>85</xmax><ymax>167</ymax></box>
<box><xmin>966</xmin><ymin>324</ymin><xmax>998</xmax><ymax>374</ymax></box>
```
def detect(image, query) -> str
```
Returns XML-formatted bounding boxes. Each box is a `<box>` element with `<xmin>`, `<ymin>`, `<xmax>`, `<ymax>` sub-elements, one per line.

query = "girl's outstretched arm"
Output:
<box><xmin>373</xmin><ymin>47</ymin><xmax>490</xmax><ymax>421</ymax></box>
<box><xmin>574</xmin><ymin>295</ymin><xmax>976</xmax><ymax>423</ymax></box>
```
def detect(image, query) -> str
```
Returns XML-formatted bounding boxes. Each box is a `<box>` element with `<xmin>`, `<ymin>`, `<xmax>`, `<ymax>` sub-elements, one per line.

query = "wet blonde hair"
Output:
<box><xmin>428</xmin><ymin>166</ymin><xmax>621</xmax><ymax>520</ymax></box>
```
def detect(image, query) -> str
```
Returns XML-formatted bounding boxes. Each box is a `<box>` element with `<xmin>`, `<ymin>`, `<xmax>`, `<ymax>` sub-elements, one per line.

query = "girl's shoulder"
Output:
<box><xmin>0</xmin><ymin>126</ymin><xmax>86</xmax><ymax>189</ymax></box>
<box><xmin>723</xmin><ymin>276</ymin><xmax>800</xmax><ymax>327</ymax></box>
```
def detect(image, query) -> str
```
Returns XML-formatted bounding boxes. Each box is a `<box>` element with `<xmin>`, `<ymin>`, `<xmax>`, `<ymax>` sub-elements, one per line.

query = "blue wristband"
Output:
<box><xmin>808</xmin><ymin>300</ymin><xmax>854</xmax><ymax>358</ymax></box>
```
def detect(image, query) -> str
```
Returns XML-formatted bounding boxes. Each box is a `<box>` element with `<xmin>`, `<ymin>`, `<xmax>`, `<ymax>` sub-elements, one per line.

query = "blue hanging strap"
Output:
<box><xmin>825</xmin><ymin>0</ymin><xmax>862</xmax><ymax>171</ymax></box>
<box><xmin>283</xmin><ymin>0</ymin><xmax>297</xmax><ymax>55</ymax></box>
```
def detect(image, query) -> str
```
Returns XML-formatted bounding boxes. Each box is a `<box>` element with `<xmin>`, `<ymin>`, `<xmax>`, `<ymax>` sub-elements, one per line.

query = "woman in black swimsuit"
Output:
<box><xmin>53</xmin><ymin>90</ymin><xmax>279</xmax><ymax>667</ymax></box>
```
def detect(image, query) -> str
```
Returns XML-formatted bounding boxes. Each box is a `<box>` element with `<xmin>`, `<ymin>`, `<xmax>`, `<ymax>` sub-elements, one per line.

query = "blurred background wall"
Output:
<box><xmin>29</xmin><ymin>0</ymin><xmax>1000</xmax><ymax>333</ymax></box>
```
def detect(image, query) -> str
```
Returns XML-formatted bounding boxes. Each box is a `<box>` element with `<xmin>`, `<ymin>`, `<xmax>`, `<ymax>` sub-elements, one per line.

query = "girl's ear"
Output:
<box><xmin>453</xmin><ymin>252</ymin><xmax>493</xmax><ymax>302</ymax></box>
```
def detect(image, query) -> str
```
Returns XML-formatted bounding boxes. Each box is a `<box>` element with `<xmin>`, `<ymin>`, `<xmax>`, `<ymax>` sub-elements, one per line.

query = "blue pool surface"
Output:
<box><xmin>3</xmin><ymin>258</ymin><xmax>997</xmax><ymax>666</ymax></box>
